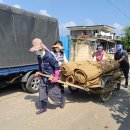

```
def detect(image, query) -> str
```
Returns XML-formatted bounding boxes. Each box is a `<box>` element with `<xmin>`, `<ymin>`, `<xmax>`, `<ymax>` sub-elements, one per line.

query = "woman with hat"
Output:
<box><xmin>52</xmin><ymin>41</ymin><xmax>68</xmax><ymax>65</ymax></box>
<box><xmin>52</xmin><ymin>41</ymin><xmax>68</xmax><ymax>93</ymax></box>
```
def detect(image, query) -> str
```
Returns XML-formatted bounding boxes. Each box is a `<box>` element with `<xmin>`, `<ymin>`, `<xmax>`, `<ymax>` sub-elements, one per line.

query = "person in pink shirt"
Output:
<box><xmin>92</xmin><ymin>45</ymin><xmax>106</xmax><ymax>62</ymax></box>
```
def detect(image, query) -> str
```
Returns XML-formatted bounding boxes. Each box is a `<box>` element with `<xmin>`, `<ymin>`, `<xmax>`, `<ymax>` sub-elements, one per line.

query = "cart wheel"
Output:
<box><xmin>68</xmin><ymin>86</ymin><xmax>79</xmax><ymax>93</ymax></box>
<box><xmin>100</xmin><ymin>91</ymin><xmax>112</xmax><ymax>102</ymax></box>
<box><xmin>100</xmin><ymin>79</ymin><xmax>113</xmax><ymax>102</ymax></box>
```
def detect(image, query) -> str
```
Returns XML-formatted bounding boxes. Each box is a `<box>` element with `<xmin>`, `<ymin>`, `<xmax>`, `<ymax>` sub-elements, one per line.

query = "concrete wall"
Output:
<box><xmin>70</xmin><ymin>39</ymin><xmax>130</xmax><ymax>63</ymax></box>
<box><xmin>70</xmin><ymin>39</ymin><xmax>94</xmax><ymax>61</ymax></box>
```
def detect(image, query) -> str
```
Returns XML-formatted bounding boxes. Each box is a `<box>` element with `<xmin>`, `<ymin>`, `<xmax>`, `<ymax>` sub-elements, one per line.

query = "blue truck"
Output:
<box><xmin>0</xmin><ymin>3</ymin><xmax>59</xmax><ymax>93</ymax></box>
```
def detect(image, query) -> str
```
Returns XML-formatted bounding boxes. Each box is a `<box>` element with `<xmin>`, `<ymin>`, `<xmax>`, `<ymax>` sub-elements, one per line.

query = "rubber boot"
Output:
<box><xmin>60</xmin><ymin>96</ymin><xmax>65</xmax><ymax>109</ymax></box>
<box><xmin>36</xmin><ymin>101</ymin><xmax>47</xmax><ymax>115</ymax></box>
<box><xmin>125</xmin><ymin>80</ymin><xmax>128</xmax><ymax>88</ymax></box>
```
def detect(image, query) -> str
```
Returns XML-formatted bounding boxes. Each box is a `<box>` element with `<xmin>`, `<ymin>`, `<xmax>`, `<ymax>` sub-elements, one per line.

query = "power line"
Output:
<box><xmin>105</xmin><ymin>0</ymin><xmax>130</xmax><ymax>20</ymax></box>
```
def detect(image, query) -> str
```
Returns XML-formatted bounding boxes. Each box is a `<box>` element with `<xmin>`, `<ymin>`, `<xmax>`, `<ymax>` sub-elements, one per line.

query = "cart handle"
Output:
<box><xmin>36</xmin><ymin>72</ymin><xmax>101</xmax><ymax>89</ymax></box>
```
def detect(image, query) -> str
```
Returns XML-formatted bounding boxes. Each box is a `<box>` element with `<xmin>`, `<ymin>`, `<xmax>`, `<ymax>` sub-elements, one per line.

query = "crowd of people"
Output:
<box><xmin>29</xmin><ymin>38</ymin><xmax>129</xmax><ymax>114</ymax></box>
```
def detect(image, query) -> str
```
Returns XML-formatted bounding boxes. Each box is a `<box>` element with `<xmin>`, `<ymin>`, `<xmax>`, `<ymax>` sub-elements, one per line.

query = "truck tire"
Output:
<box><xmin>68</xmin><ymin>86</ymin><xmax>79</xmax><ymax>93</ymax></box>
<box><xmin>21</xmin><ymin>82</ymin><xmax>27</xmax><ymax>92</ymax></box>
<box><xmin>26</xmin><ymin>74</ymin><xmax>40</xmax><ymax>93</ymax></box>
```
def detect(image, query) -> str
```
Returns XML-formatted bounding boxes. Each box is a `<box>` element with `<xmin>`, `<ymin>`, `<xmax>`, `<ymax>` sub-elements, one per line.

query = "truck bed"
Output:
<box><xmin>0</xmin><ymin>64</ymin><xmax>39</xmax><ymax>76</ymax></box>
<box><xmin>0</xmin><ymin>3</ymin><xmax>59</xmax><ymax>69</ymax></box>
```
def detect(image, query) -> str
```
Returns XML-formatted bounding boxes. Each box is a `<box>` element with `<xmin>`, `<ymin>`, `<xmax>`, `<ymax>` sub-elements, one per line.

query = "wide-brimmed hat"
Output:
<box><xmin>29</xmin><ymin>38</ymin><xmax>45</xmax><ymax>52</ymax></box>
<box><xmin>52</xmin><ymin>44</ymin><xmax>63</xmax><ymax>50</ymax></box>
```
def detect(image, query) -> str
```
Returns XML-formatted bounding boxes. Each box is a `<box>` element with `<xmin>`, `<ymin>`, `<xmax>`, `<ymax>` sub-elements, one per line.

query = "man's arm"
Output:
<box><xmin>49</xmin><ymin>54</ymin><xmax>60</xmax><ymax>70</ymax></box>
<box><xmin>118</xmin><ymin>51</ymin><xmax>127</xmax><ymax>63</ymax></box>
<box><xmin>118</xmin><ymin>56</ymin><xmax>125</xmax><ymax>63</ymax></box>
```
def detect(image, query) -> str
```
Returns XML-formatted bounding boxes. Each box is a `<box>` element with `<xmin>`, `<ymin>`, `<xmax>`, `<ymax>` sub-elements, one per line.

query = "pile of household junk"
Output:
<box><xmin>61</xmin><ymin>60</ymin><xmax>123</xmax><ymax>89</ymax></box>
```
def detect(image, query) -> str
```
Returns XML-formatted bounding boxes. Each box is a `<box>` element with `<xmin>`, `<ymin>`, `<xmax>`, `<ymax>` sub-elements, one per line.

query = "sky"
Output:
<box><xmin>0</xmin><ymin>0</ymin><xmax>130</xmax><ymax>35</ymax></box>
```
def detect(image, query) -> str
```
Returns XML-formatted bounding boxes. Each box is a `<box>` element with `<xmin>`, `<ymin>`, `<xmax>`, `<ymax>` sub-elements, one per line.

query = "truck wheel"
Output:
<box><xmin>26</xmin><ymin>74</ymin><xmax>40</xmax><ymax>93</ymax></box>
<box><xmin>68</xmin><ymin>86</ymin><xmax>79</xmax><ymax>93</ymax></box>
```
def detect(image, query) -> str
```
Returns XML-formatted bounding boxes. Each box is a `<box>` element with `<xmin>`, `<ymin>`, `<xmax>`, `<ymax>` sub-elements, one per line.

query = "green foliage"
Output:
<box><xmin>122</xmin><ymin>26</ymin><xmax>130</xmax><ymax>51</ymax></box>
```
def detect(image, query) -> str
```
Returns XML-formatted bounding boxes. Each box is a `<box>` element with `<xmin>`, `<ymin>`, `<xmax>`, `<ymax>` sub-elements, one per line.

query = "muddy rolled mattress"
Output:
<box><xmin>61</xmin><ymin>60</ymin><xmax>122</xmax><ymax>89</ymax></box>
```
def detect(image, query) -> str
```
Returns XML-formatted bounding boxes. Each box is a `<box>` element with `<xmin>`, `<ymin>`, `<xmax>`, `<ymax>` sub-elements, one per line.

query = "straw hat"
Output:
<box><xmin>52</xmin><ymin>44</ymin><xmax>63</xmax><ymax>50</ymax></box>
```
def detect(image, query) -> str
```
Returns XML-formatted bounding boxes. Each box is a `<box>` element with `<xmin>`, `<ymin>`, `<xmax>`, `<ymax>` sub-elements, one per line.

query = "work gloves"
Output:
<box><xmin>51</xmin><ymin>70</ymin><xmax>60</xmax><ymax>83</ymax></box>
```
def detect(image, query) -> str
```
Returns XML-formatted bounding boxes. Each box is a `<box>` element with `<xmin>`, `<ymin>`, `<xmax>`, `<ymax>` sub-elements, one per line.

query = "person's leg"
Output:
<box><xmin>122</xmin><ymin>64</ymin><xmax>129</xmax><ymax>88</ymax></box>
<box><xmin>59</xmin><ymin>83</ymin><xmax>64</xmax><ymax>94</ymax></box>
<box><xmin>48</xmin><ymin>82</ymin><xmax>65</xmax><ymax>108</ymax></box>
<box><xmin>36</xmin><ymin>77</ymin><xmax>48</xmax><ymax>114</ymax></box>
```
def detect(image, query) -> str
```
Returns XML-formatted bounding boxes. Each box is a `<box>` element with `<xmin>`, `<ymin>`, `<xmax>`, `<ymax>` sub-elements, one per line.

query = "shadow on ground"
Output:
<box><xmin>65</xmin><ymin>86</ymin><xmax>130</xmax><ymax>125</ymax></box>
<box><xmin>24</xmin><ymin>94</ymin><xmax>59</xmax><ymax>110</ymax></box>
<box><xmin>24</xmin><ymin>86</ymin><xmax>130</xmax><ymax>130</ymax></box>
<box><xmin>64</xmin><ymin>88</ymin><xmax>100</xmax><ymax>103</ymax></box>
<box><xmin>24</xmin><ymin>87</ymin><xmax>100</xmax><ymax>110</ymax></box>
<box><xmin>0</xmin><ymin>83</ymin><xmax>23</xmax><ymax>97</ymax></box>
<box><xmin>65</xmin><ymin>87</ymin><xmax>130</xmax><ymax>130</ymax></box>
<box><xmin>100</xmin><ymin>88</ymin><xmax>130</xmax><ymax>130</ymax></box>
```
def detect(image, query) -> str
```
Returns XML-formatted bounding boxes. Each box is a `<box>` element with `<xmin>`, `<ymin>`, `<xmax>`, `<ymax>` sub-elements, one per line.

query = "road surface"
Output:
<box><xmin>0</xmin><ymin>85</ymin><xmax>130</xmax><ymax>130</ymax></box>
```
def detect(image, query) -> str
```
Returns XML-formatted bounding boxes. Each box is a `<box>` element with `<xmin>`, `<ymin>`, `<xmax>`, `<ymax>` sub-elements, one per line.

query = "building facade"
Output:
<box><xmin>67</xmin><ymin>25</ymin><xmax>119</xmax><ymax>51</ymax></box>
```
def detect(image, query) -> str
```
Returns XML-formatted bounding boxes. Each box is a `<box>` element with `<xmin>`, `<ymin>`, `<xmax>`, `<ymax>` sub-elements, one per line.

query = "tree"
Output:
<box><xmin>122</xmin><ymin>26</ymin><xmax>130</xmax><ymax>51</ymax></box>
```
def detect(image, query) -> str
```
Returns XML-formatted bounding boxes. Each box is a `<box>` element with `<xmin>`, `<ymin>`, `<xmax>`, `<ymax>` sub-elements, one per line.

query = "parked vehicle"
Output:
<box><xmin>109</xmin><ymin>48</ymin><xmax>116</xmax><ymax>53</ymax></box>
<box><xmin>0</xmin><ymin>3</ymin><xmax>59</xmax><ymax>93</ymax></box>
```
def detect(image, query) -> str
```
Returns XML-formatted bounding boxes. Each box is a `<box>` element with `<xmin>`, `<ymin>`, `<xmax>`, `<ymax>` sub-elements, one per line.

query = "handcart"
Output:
<box><xmin>37</xmin><ymin>72</ymin><xmax>123</xmax><ymax>102</ymax></box>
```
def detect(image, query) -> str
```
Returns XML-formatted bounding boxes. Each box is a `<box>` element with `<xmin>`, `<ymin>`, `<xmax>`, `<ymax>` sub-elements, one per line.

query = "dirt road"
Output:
<box><xmin>0</xmin><ymin>85</ymin><xmax>130</xmax><ymax>130</ymax></box>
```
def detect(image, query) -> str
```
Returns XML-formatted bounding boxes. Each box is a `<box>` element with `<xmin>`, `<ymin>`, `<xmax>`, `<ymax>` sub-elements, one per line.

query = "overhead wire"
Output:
<box><xmin>104</xmin><ymin>0</ymin><xmax>130</xmax><ymax>20</ymax></box>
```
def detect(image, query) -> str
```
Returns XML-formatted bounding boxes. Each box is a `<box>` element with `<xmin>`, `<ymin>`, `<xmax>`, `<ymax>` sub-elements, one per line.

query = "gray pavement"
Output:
<box><xmin>0</xmin><ymin>85</ymin><xmax>130</xmax><ymax>130</ymax></box>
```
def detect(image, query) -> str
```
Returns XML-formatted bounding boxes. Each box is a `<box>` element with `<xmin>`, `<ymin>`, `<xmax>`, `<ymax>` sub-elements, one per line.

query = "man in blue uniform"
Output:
<box><xmin>30</xmin><ymin>38</ymin><xmax>65</xmax><ymax>114</ymax></box>
<box><xmin>114</xmin><ymin>44</ymin><xmax>129</xmax><ymax>88</ymax></box>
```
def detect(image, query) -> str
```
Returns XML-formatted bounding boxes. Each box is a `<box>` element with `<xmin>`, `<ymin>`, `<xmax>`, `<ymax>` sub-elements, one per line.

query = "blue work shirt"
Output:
<box><xmin>114</xmin><ymin>50</ymin><xmax>129</xmax><ymax>68</ymax></box>
<box><xmin>37</xmin><ymin>50</ymin><xmax>60</xmax><ymax>76</ymax></box>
